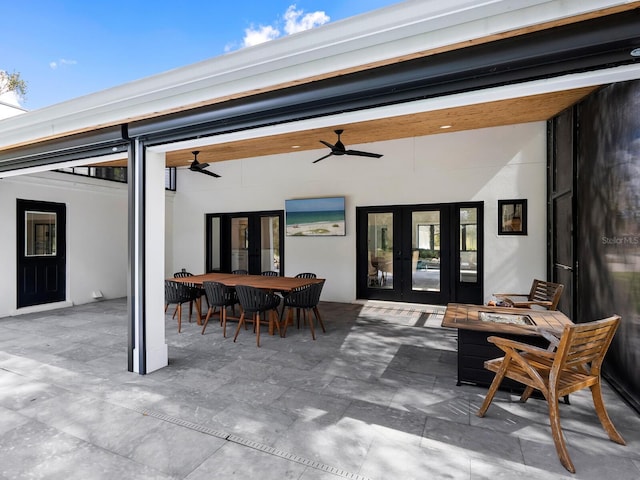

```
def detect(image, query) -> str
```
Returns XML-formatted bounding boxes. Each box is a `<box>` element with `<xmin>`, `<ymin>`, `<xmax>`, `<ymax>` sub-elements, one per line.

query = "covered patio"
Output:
<box><xmin>0</xmin><ymin>299</ymin><xmax>637</xmax><ymax>479</ymax></box>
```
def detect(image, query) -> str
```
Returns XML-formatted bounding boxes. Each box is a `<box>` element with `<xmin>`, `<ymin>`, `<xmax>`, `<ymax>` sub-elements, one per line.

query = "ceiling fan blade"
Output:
<box><xmin>313</xmin><ymin>152</ymin><xmax>334</xmax><ymax>163</ymax></box>
<box><xmin>315</xmin><ymin>130</ymin><xmax>380</xmax><ymax>163</ymax></box>
<box><xmin>345</xmin><ymin>149</ymin><xmax>383</xmax><ymax>158</ymax></box>
<box><xmin>197</xmin><ymin>168</ymin><xmax>221</xmax><ymax>178</ymax></box>
<box><xmin>189</xmin><ymin>159</ymin><xmax>211</xmax><ymax>171</ymax></box>
<box><xmin>189</xmin><ymin>160</ymin><xmax>209</xmax><ymax>170</ymax></box>
<box><xmin>319</xmin><ymin>140</ymin><xmax>335</xmax><ymax>149</ymax></box>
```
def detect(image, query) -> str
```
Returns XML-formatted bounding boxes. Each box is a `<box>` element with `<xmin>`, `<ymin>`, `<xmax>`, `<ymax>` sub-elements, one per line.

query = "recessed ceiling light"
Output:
<box><xmin>440</xmin><ymin>125</ymin><xmax>452</xmax><ymax>129</ymax></box>
<box><xmin>291</xmin><ymin>145</ymin><xmax>300</xmax><ymax>149</ymax></box>
<box><xmin>631</xmin><ymin>48</ymin><xmax>640</xmax><ymax>57</ymax></box>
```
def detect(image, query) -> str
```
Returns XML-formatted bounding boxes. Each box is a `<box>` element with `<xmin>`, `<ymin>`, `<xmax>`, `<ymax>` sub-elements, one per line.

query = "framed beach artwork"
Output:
<box><xmin>285</xmin><ymin>196</ymin><xmax>346</xmax><ymax>236</ymax></box>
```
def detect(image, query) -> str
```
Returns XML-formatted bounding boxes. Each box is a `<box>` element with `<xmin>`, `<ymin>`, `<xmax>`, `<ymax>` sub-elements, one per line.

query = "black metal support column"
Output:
<box><xmin>127</xmin><ymin>138</ymin><xmax>146</xmax><ymax>374</ymax></box>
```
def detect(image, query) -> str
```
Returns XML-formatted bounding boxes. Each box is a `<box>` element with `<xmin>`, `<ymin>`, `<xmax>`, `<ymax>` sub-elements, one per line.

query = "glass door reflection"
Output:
<box><xmin>231</xmin><ymin>217</ymin><xmax>249</xmax><ymax>272</ymax></box>
<box><xmin>411</xmin><ymin>211</ymin><xmax>440</xmax><ymax>292</ymax></box>
<box><xmin>25</xmin><ymin>211</ymin><xmax>57</xmax><ymax>256</ymax></box>
<box><xmin>260</xmin><ymin>215</ymin><xmax>281</xmax><ymax>273</ymax></box>
<box><xmin>367</xmin><ymin>212</ymin><xmax>393</xmax><ymax>289</ymax></box>
<box><xmin>459</xmin><ymin>207</ymin><xmax>478</xmax><ymax>283</ymax></box>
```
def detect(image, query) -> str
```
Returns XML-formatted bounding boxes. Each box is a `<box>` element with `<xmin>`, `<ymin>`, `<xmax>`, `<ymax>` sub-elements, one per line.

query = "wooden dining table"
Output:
<box><xmin>169</xmin><ymin>272</ymin><xmax>324</xmax><ymax>333</ymax></box>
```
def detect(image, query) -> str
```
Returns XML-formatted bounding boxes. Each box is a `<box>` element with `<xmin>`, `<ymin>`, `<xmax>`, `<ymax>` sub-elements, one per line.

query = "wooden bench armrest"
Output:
<box><xmin>536</xmin><ymin>328</ymin><xmax>562</xmax><ymax>348</ymax></box>
<box><xmin>487</xmin><ymin>336</ymin><xmax>556</xmax><ymax>359</ymax></box>
<box><xmin>510</xmin><ymin>300</ymin><xmax>553</xmax><ymax>308</ymax></box>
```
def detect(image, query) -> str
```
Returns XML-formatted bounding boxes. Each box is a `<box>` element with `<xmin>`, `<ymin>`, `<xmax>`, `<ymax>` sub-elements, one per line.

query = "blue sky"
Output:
<box><xmin>1</xmin><ymin>1</ymin><xmax>401</xmax><ymax>110</ymax></box>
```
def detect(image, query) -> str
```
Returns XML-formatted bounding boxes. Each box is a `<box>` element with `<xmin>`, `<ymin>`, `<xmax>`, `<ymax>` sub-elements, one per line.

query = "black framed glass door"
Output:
<box><xmin>206</xmin><ymin>210</ymin><xmax>284</xmax><ymax>275</ymax></box>
<box><xmin>356</xmin><ymin>202</ymin><xmax>482</xmax><ymax>305</ymax></box>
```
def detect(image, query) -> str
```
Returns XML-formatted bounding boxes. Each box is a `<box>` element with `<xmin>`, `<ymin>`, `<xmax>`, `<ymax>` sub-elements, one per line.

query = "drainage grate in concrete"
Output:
<box><xmin>139</xmin><ymin>408</ymin><xmax>371</xmax><ymax>480</ymax></box>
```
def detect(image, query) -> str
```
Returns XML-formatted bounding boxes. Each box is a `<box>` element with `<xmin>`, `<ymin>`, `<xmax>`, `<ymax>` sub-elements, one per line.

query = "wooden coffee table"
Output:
<box><xmin>442</xmin><ymin>303</ymin><xmax>573</xmax><ymax>389</ymax></box>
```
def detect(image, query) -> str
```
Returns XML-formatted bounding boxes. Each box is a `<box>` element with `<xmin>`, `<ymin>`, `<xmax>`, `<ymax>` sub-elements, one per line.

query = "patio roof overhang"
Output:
<box><xmin>0</xmin><ymin>1</ymin><xmax>639</xmax><ymax>173</ymax></box>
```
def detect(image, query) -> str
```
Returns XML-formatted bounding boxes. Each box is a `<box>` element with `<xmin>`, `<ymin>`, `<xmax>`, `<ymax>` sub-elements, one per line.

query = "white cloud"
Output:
<box><xmin>243</xmin><ymin>24</ymin><xmax>280</xmax><ymax>47</ymax></box>
<box><xmin>283</xmin><ymin>5</ymin><xmax>329</xmax><ymax>34</ymax></box>
<box><xmin>239</xmin><ymin>4</ymin><xmax>330</xmax><ymax>48</ymax></box>
<box><xmin>49</xmin><ymin>58</ymin><xmax>78</xmax><ymax>70</ymax></box>
<box><xmin>224</xmin><ymin>42</ymin><xmax>238</xmax><ymax>53</ymax></box>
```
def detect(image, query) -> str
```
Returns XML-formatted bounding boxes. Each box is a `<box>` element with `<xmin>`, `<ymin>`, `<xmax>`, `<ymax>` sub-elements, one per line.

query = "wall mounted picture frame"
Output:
<box><xmin>498</xmin><ymin>199</ymin><xmax>527</xmax><ymax>235</ymax></box>
<box><xmin>285</xmin><ymin>196</ymin><xmax>346</xmax><ymax>236</ymax></box>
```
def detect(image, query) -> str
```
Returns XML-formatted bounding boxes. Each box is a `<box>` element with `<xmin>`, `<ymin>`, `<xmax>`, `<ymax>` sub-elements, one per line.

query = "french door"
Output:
<box><xmin>17</xmin><ymin>199</ymin><xmax>67</xmax><ymax>308</ymax></box>
<box><xmin>206</xmin><ymin>210</ymin><xmax>284</xmax><ymax>275</ymax></box>
<box><xmin>356</xmin><ymin>202</ymin><xmax>483</xmax><ymax>305</ymax></box>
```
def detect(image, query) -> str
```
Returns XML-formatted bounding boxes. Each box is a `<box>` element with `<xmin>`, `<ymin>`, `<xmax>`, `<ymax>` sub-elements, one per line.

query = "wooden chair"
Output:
<box><xmin>494</xmin><ymin>279</ymin><xmax>564</xmax><ymax>310</ymax></box>
<box><xmin>377</xmin><ymin>254</ymin><xmax>393</xmax><ymax>286</ymax></box>
<box><xmin>368</xmin><ymin>261</ymin><xmax>379</xmax><ymax>286</ymax></box>
<box><xmin>476</xmin><ymin>315</ymin><xmax>625</xmax><ymax>473</ymax></box>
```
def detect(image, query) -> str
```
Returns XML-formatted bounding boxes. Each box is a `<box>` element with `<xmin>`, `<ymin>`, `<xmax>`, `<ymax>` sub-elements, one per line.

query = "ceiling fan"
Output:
<box><xmin>188</xmin><ymin>151</ymin><xmax>220</xmax><ymax>178</ymax></box>
<box><xmin>313</xmin><ymin>129</ymin><xmax>383</xmax><ymax>163</ymax></box>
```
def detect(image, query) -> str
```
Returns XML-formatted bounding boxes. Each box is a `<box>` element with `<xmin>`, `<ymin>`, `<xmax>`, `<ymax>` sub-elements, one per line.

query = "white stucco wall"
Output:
<box><xmin>169</xmin><ymin>122</ymin><xmax>548</xmax><ymax>304</ymax></box>
<box><xmin>0</xmin><ymin>122</ymin><xmax>546</xmax><ymax>316</ymax></box>
<box><xmin>0</xmin><ymin>172</ymin><xmax>129</xmax><ymax>317</ymax></box>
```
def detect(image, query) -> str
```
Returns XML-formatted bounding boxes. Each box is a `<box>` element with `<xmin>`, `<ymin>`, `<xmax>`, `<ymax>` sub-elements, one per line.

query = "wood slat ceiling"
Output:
<box><xmin>90</xmin><ymin>85</ymin><xmax>597</xmax><ymax>169</ymax></box>
<box><xmin>157</xmin><ymin>86</ymin><xmax>597</xmax><ymax>167</ymax></box>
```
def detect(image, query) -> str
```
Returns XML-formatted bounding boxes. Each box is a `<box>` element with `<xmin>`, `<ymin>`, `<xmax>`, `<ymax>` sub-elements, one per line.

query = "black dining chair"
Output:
<box><xmin>280</xmin><ymin>279</ymin><xmax>325</xmax><ymax>340</ymax></box>
<box><xmin>165</xmin><ymin>280</ymin><xmax>199</xmax><ymax>333</ymax></box>
<box><xmin>295</xmin><ymin>272</ymin><xmax>317</xmax><ymax>279</ymax></box>
<box><xmin>232</xmin><ymin>269</ymin><xmax>248</xmax><ymax>275</ymax></box>
<box><xmin>201</xmin><ymin>281</ymin><xmax>240</xmax><ymax>337</ymax></box>
<box><xmin>233</xmin><ymin>285</ymin><xmax>281</xmax><ymax>347</ymax></box>
<box><xmin>173</xmin><ymin>270</ymin><xmax>207</xmax><ymax>319</ymax></box>
<box><xmin>261</xmin><ymin>270</ymin><xmax>279</xmax><ymax>276</ymax></box>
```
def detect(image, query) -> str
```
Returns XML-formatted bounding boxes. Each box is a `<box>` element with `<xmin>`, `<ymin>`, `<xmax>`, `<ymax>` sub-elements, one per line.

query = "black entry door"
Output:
<box><xmin>17</xmin><ymin>199</ymin><xmax>67</xmax><ymax>308</ymax></box>
<box><xmin>356</xmin><ymin>202</ymin><xmax>483</xmax><ymax>305</ymax></box>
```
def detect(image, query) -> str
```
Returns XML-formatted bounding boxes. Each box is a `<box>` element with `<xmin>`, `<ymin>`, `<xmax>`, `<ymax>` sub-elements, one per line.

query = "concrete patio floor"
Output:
<box><xmin>0</xmin><ymin>298</ymin><xmax>639</xmax><ymax>479</ymax></box>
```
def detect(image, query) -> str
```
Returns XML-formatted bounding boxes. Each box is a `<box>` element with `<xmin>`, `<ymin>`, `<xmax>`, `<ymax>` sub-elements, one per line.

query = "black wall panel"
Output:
<box><xmin>575</xmin><ymin>80</ymin><xmax>640</xmax><ymax>412</ymax></box>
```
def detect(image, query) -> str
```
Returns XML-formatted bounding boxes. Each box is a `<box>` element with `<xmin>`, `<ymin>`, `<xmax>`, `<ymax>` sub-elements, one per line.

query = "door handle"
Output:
<box><xmin>555</xmin><ymin>263</ymin><xmax>572</xmax><ymax>271</ymax></box>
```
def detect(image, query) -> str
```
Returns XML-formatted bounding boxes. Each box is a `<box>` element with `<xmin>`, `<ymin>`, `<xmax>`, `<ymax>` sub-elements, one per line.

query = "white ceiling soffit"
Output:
<box><xmin>0</xmin><ymin>0</ymin><xmax>633</xmax><ymax>150</ymax></box>
<box><xmin>150</xmin><ymin>63</ymin><xmax>640</xmax><ymax>154</ymax></box>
